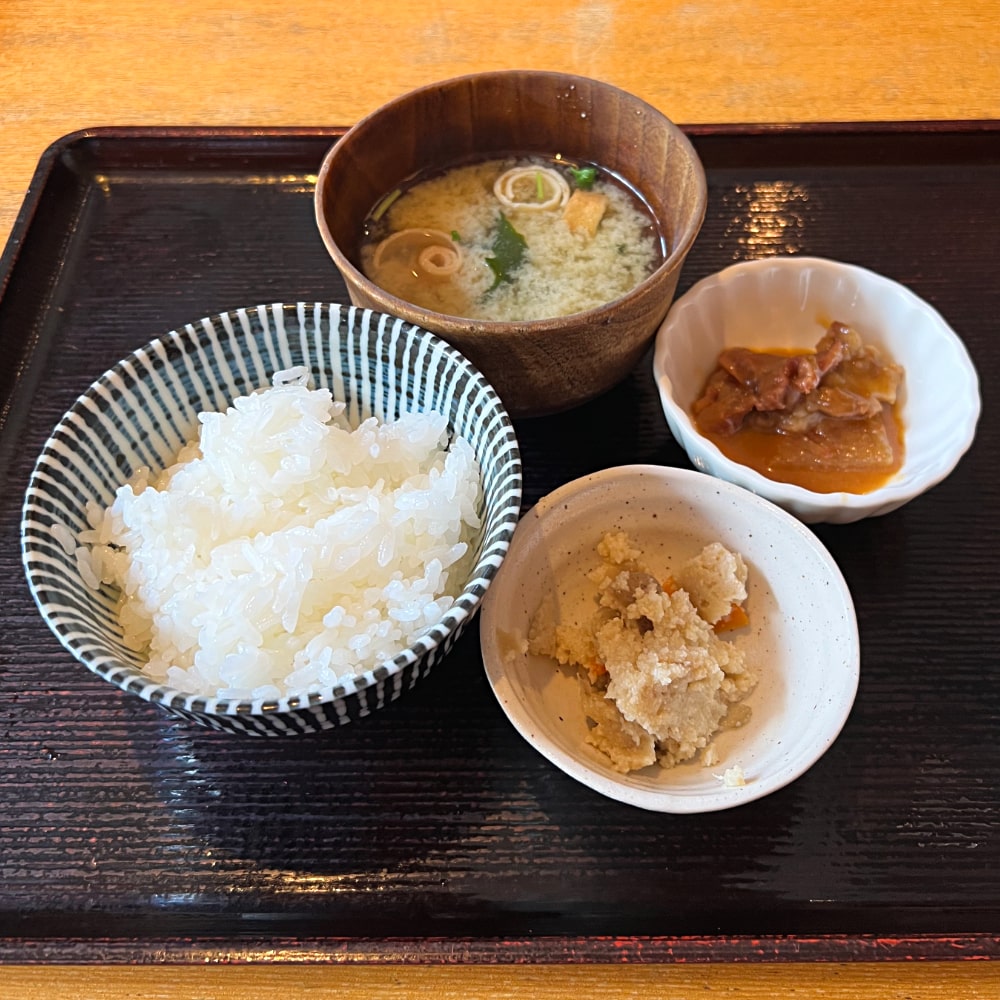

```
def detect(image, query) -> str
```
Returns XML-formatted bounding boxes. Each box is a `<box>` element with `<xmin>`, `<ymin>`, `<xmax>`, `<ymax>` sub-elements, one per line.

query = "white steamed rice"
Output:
<box><xmin>75</xmin><ymin>367</ymin><xmax>482</xmax><ymax>702</ymax></box>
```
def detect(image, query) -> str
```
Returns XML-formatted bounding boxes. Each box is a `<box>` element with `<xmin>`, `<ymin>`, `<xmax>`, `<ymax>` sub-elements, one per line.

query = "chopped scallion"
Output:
<box><xmin>371</xmin><ymin>188</ymin><xmax>402</xmax><ymax>221</ymax></box>
<box><xmin>568</xmin><ymin>165</ymin><xmax>597</xmax><ymax>189</ymax></box>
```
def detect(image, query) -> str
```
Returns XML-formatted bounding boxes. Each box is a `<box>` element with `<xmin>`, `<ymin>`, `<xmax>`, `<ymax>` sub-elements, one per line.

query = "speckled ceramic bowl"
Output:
<box><xmin>653</xmin><ymin>256</ymin><xmax>981</xmax><ymax>523</ymax></box>
<box><xmin>21</xmin><ymin>303</ymin><xmax>522</xmax><ymax>735</ymax></box>
<box><xmin>480</xmin><ymin>464</ymin><xmax>859</xmax><ymax>813</ymax></box>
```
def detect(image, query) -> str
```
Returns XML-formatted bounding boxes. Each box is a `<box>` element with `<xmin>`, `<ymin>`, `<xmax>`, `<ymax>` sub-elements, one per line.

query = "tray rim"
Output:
<box><xmin>2</xmin><ymin>121</ymin><xmax>999</xmax><ymax>965</ymax></box>
<box><xmin>3</xmin><ymin>930</ymin><xmax>1000</xmax><ymax>965</ymax></box>
<box><xmin>5</xmin><ymin>118</ymin><xmax>1000</xmax><ymax>294</ymax></box>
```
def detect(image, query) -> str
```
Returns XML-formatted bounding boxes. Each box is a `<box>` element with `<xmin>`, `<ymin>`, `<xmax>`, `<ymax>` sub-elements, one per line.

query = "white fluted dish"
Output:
<box><xmin>653</xmin><ymin>256</ymin><xmax>980</xmax><ymax>523</ymax></box>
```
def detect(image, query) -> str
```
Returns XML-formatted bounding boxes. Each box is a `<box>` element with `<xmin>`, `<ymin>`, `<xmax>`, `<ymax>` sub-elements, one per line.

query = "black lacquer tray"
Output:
<box><xmin>1</xmin><ymin>124</ymin><xmax>998</xmax><ymax>964</ymax></box>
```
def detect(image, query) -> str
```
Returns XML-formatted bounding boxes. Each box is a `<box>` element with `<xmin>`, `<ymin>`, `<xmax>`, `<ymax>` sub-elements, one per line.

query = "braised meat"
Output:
<box><xmin>693</xmin><ymin>322</ymin><xmax>901</xmax><ymax>437</ymax></box>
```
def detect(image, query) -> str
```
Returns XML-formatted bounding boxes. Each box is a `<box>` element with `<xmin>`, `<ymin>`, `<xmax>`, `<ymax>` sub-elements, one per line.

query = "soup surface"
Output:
<box><xmin>692</xmin><ymin>322</ymin><xmax>905</xmax><ymax>494</ymax></box>
<box><xmin>360</xmin><ymin>155</ymin><xmax>662</xmax><ymax>322</ymax></box>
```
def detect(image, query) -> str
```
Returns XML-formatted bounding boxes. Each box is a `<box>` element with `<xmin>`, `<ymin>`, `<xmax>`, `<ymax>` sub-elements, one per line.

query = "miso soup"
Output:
<box><xmin>359</xmin><ymin>155</ymin><xmax>663</xmax><ymax>322</ymax></box>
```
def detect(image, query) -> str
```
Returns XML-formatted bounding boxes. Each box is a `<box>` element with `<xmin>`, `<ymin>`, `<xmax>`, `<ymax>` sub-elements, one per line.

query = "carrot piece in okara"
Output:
<box><xmin>714</xmin><ymin>603</ymin><xmax>749</xmax><ymax>633</ymax></box>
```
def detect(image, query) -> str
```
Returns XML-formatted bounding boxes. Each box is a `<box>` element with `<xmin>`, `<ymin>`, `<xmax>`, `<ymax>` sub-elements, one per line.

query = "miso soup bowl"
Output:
<box><xmin>315</xmin><ymin>70</ymin><xmax>707</xmax><ymax>418</ymax></box>
<box><xmin>653</xmin><ymin>256</ymin><xmax>981</xmax><ymax>523</ymax></box>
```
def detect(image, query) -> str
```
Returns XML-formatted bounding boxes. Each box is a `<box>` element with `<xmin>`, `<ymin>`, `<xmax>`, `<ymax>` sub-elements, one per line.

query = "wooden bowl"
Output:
<box><xmin>315</xmin><ymin>70</ymin><xmax>707</xmax><ymax>417</ymax></box>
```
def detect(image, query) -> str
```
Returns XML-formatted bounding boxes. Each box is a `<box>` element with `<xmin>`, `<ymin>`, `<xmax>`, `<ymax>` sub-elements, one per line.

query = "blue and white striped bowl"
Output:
<box><xmin>21</xmin><ymin>303</ymin><xmax>522</xmax><ymax>736</ymax></box>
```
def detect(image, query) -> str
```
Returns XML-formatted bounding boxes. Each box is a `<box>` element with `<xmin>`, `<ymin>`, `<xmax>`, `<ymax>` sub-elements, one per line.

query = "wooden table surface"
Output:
<box><xmin>2</xmin><ymin>1</ymin><xmax>998</xmax><ymax>996</ymax></box>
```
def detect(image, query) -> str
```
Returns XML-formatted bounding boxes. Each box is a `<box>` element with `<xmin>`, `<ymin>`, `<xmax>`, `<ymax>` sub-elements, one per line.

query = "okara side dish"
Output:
<box><xmin>693</xmin><ymin>320</ymin><xmax>905</xmax><ymax>493</ymax></box>
<box><xmin>72</xmin><ymin>368</ymin><xmax>483</xmax><ymax>701</ymax></box>
<box><xmin>360</xmin><ymin>156</ymin><xmax>662</xmax><ymax>322</ymax></box>
<box><xmin>528</xmin><ymin>531</ymin><xmax>757</xmax><ymax>773</ymax></box>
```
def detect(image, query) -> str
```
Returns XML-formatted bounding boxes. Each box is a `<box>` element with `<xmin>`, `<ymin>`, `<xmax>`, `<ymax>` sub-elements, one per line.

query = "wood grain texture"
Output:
<box><xmin>314</xmin><ymin>69</ymin><xmax>707</xmax><ymax>415</ymax></box>
<box><xmin>2</xmin><ymin>2</ymin><xmax>999</xmax><ymax>997</ymax></box>
<box><xmin>4</xmin><ymin>963</ymin><xmax>999</xmax><ymax>999</ymax></box>
<box><xmin>1</xmin><ymin>0</ymin><xmax>999</xmax><ymax>251</ymax></box>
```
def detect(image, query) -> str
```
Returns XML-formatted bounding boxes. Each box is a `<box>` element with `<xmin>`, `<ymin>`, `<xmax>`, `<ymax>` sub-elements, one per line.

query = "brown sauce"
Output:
<box><xmin>692</xmin><ymin>322</ymin><xmax>905</xmax><ymax>494</ymax></box>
